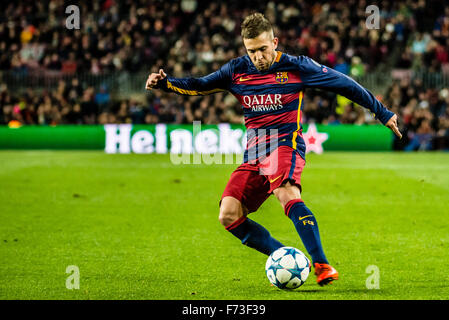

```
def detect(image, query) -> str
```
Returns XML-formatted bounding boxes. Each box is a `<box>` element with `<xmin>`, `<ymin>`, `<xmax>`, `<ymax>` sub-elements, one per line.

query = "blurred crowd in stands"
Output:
<box><xmin>0</xmin><ymin>0</ymin><xmax>448</xmax><ymax>150</ymax></box>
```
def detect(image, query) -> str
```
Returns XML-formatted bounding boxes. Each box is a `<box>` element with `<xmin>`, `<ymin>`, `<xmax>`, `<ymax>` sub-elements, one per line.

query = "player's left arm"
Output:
<box><xmin>297</xmin><ymin>56</ymin><xmax>402</xmax><ymax>138</ymax></box>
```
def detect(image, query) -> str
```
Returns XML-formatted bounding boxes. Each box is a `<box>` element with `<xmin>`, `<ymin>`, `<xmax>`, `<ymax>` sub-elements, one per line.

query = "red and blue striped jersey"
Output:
<box><xmin>155</xmin><ymin>51</ymin><xmax>394</xmax><ymax>163</ymax></box>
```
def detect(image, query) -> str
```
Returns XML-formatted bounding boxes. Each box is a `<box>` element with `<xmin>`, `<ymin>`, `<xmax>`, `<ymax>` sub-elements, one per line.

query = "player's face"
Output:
<box><xmin>243</xmin><ymin>31</ymin><xmax>279</xmax><ymax>71</ymax></box>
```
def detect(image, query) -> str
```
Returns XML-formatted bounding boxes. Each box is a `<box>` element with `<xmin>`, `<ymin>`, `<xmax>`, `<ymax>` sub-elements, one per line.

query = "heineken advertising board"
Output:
<box><xmin>0</xmin><ymin>123</ymin><xmax>392</xmax><ymax>153</ymax></box>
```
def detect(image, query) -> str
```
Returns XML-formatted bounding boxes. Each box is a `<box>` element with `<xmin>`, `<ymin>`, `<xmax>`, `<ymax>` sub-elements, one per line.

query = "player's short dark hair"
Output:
<box><xmin>241</xmin><ymin>13</ymin><xmax>273</xmax><ymax>39</ymax></box>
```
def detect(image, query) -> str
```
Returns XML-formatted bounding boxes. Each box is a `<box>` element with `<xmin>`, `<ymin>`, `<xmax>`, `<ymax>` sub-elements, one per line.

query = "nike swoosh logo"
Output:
<box><xmin>239</xmin><ymin>77</ymin><xmax>252</xmax><ymax>82</ymax></box>
<box><xmin>298</xmin><ymin>215</ymin><xmax>312</xmax><ymax>221</ymax></box>
<box><xmin>269</xmin><ymin>175</ymin><xmax>283</xmax><ymax>183</ymax></box>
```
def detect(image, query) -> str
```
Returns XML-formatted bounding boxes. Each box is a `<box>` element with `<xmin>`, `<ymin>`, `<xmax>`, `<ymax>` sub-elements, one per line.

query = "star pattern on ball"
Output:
<box><xmin>287</xmin><ymin>267</ymin><xmax>305</xmax><ymax>282</ymax></box>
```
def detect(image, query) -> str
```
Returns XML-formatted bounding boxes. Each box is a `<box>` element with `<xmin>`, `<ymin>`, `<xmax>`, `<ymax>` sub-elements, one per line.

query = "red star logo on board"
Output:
<box><xmin>303</xmin><ymin>123</ymin><xmax>328</xmax><ymax>154</ymax></box>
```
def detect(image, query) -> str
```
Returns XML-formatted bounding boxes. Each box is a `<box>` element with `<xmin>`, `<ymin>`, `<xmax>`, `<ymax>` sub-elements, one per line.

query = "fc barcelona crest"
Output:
<box><xmin>275</xmin><ymin>72</ymin><xmax>289</xmax><ymax>84</ymax></box>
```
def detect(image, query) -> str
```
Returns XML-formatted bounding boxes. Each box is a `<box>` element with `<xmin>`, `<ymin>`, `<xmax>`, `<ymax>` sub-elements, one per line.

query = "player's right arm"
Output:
<box><xmin>145</xmin><ymin>62</ymin><xmax>232</xmax><ymax>96</ymax></box>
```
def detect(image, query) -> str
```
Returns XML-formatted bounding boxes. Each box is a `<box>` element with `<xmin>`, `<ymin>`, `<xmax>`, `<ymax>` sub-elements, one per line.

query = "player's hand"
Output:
<box><xmin>385</xmin><ymin>114</ymin><xmax>402</xmax><ymax>139</ymax></box>
<box><xmin>145</xmin><ymin>69</ymin><xmax>167</xmax><ymax>90</ymax></box>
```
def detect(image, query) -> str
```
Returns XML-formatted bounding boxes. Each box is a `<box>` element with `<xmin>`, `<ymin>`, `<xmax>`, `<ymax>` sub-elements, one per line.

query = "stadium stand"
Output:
<box><xmin>0</xmin><ymin>0</ymin><xmax>448</xmax><ymax>150</ymax></box>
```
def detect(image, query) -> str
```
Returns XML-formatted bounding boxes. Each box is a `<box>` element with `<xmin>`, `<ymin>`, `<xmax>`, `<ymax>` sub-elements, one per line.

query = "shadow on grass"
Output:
<box><xmin>265</xmin><ymin>287</ymin><xmax>388</xmax><ymax>296</ymax></box>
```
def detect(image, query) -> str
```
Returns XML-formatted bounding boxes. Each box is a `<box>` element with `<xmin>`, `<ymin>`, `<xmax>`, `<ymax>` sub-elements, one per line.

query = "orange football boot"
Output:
<box><xmin>314</xmin><ymin>263</ymin><xmax>338</xmax><ymax>286</ymax></box>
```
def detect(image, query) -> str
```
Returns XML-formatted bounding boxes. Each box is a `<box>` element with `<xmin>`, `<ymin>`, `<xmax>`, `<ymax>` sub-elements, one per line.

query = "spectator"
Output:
<box><xmin>94</xmin><ymin>85</ymin><xmax>111</xmax><ymax>112</ymax></box>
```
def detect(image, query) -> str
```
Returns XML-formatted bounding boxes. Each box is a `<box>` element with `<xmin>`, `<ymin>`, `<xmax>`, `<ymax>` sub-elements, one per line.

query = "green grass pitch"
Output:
<box><xmin>1</xmin><ymin>150</ymin><xmax>448</xmax><ymax>300</ymax></box>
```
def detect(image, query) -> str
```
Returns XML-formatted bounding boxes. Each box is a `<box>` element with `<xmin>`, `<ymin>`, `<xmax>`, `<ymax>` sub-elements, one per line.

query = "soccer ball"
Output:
<box><xmin>265</xmin><ymin>246</ymin><xmax>311</xmax><ymax>289</ymax></box>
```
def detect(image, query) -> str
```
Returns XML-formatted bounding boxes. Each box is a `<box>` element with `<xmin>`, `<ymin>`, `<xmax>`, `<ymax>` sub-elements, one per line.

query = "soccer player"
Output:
<box><xmin>146</xmin><ymin>13</ymin><xmax>402</xmax><ymax>286</ymax></box>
